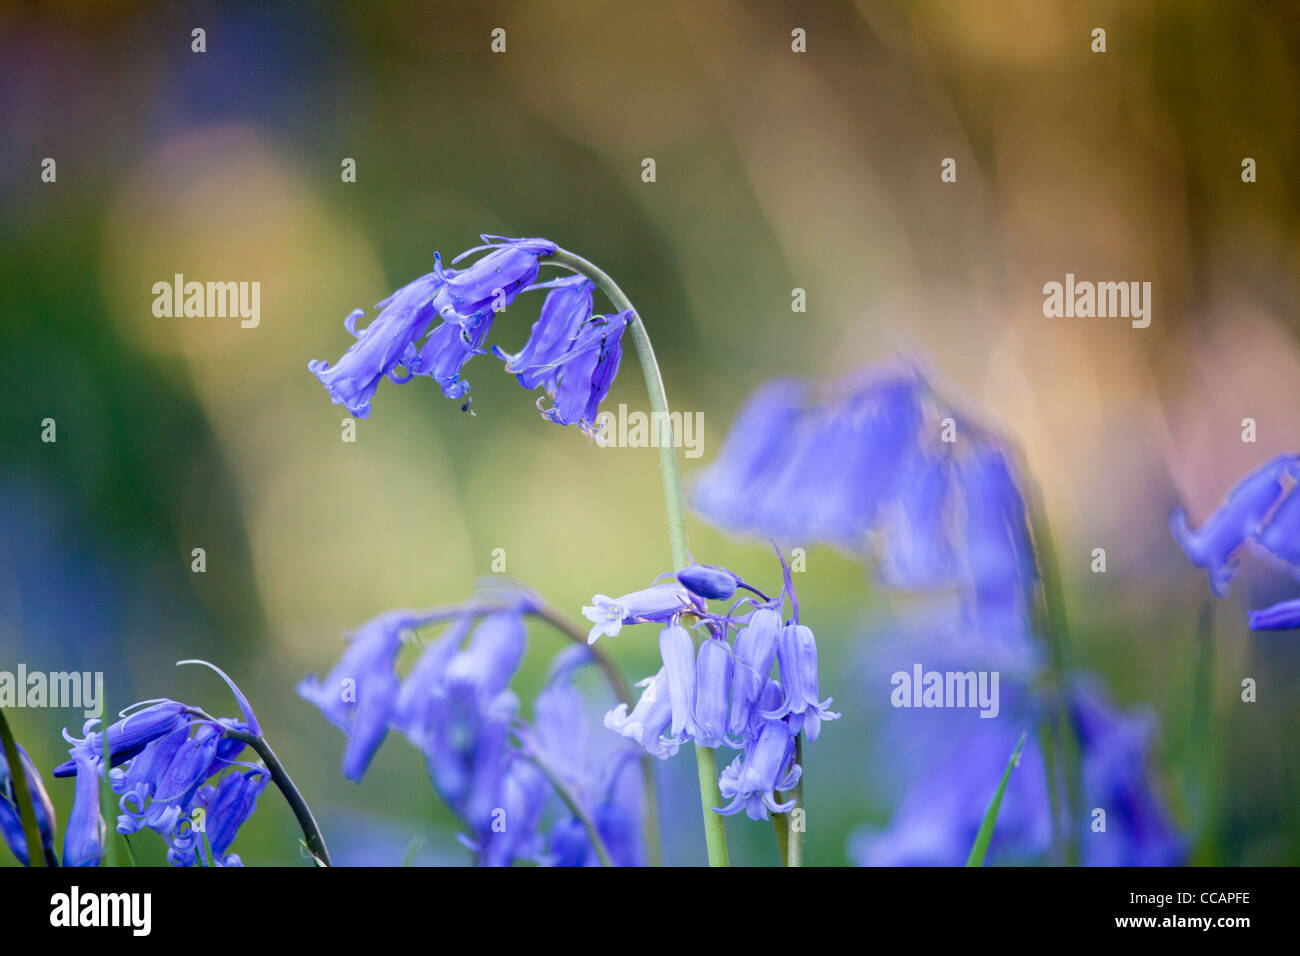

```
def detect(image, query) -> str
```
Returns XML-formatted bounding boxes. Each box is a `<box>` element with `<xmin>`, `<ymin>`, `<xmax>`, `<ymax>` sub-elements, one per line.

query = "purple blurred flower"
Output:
<box><xmin>1247</xmin><ymin>597</ymin><xmax>1300</xmax><ymax>631</ymax></box>
<box><xmin>298</xmin><ymin>609</ymin><xmax>435</xmax><ymax>782</ymax></box>
<box><xmin>1170</xmin><ymin>453</ymin><xmax>1298</xmax><ymax>598</ymax></box>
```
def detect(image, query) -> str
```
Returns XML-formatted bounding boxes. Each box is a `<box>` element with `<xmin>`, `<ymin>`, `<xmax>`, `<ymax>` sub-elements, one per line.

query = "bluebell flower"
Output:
<box><xmin>714</xmin><ymin>717</ymin><xmax>801</xmax><ymax>821</ymax></box>
<box><xmin>1170</xmin><ymin>453</ymin><xmax>1298</xmax><ymax>597</ymax></box>
<box><xmin>764</xmin><ymin>623</ymin><xmax>839</xmax><ymax>742</ymax></box>
<box><xmin>474</xmin><ymin>759</ymin><xmax>549</xmax><ymax>867</ymax></box>
<box><xmin>62</xmin><ymin>746</ymin><xmax>107</xmax><ymax>867</ymax></box>
<box><xmin>52</xmin><ymin>700</ymin><xmax>191</xmax><ymax>776</ymax></box>
<box><xmin>956</xmin><ymin>446</ymin><xmax>1038</xmax><ymax>609</ymax></box>
<box><xmin>877</xmin><ymin>452</ymin><xmax>957</xmax><ymax>590</ymax></box>
<box><xmin>1068</xmin><ymin>678</ymin><xmax>1186</xmax><ymax>867</ymax></box>
<box><xmin>692</xmin><ymin>379</ymin><xmax>808</xmax><ymax>530</ymax></box>
<box><xmin>726</xmin><ymin>608</ymin><xmax>783</xmax><ymax>741</ymax></box>
<box><xmin>525</xmin><ymin>654</ymin><xmax>645</xmax><ymax>866</ymax></box>
<box><xmin>1247</xmin><ymin>597</ymin><xmax>1300</xmax><ymax>631</ymax></box>
<box><xmin>693</xmin><ymin>366</ymin><xmax>1039</xmax><ymax>598</ymax></box>
<box><xmin>582</xmin><ymin>582</ymin><xmax>694</xmax><ymax>644</ymax></box>
<box><xmin>592</xmin><ymin>554</ymin><xmax>837</xmax><ymax>825</ymax></box>
<box><xmin>850</xmin><ymin>626</ymin><xmax>1183</xmax><ymax>866</ymax></box>
<box><xmin>658</xmin><ymin>625</ymin><xmax>698</xmax><ymax>739</ymax></box>
<box><xmin>299</xmin><ymin>609</ymin><xmax>435</xmax><ymax>782</ymax></box>
<box><xmin>537</xmin><ymin>311</ymin><xmax>630</xmax><ymax>437</ymax></box>
<box><xmin>693</xmin><ymin>636</ymin><xmax>737</xmax><ymax>748</ymax></box>
<box><xmin>1253</xmin><ymin>479</ymin><xmax>1300</xmax><ymax>569</ymax></box>
<box><xmin>433</xmin><ymin>237</ymin><xmax>556</xmax><ymax>329</ymax></box>
<box><xmin>0</xmin><ymin>744</ymin><xmax>58</xmax><ymax>867</ymax></box>
<box><xmin>308</xmin><ymin>271</ymin><xmax>445</xmax><ymax>419</ymax></box>
<box><xmin>604</xmin><ymin>669</ymin><xmax>682</xmax><ymax>759</ymax></box>
<box><xmin>406</xmin><ymin>313</ymin><xmax>492</xmax><ymax>404</ymax></box>
<box><xmin>676</xmin><ymin>564</ymin><xmax>741</xmax><ymax>601</ymax></box>
<box><xmin>58</xmin><ymin>664</ymin><xmax>270</xmax><ymax>868</ymax></box>
<box><xmin>494</xmin><ymin>275</ymin><xmax>596</xmax><ymax>391</ymax></box>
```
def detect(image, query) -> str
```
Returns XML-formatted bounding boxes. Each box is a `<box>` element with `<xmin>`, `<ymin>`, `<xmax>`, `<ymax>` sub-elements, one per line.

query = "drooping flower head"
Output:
<box><xmin>589</xmin><ymin>551</ymin><xmax>838</xmax><ymax>821</ymax></box>
<box><xmin>309</xmin><ymin>235</ymin><xmax>632</xmax><ymax>431</ymax></box>
<box><xmin>55</xmin><ymin>661</ymin><xmax>270</xmax><ymax>868</ymax></box>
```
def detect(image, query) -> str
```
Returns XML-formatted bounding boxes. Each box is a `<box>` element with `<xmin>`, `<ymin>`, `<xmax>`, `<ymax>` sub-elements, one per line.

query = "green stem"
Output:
<box><xmin>786</xmin><ymin>735</ymin><xmax>805</xmax><ymax>867</ymax></box>
<box><xmin>0</xmin><ymin>706</ymin><xmax>48</xmax><ymax>867</ymax></box>
<box><xmin>1025</xmin><ymin>481</ymin><xmax>1083</xmax><ymax>866</ymax></box>
<box><xmin>549</xmin><ymin>247</ymin><xmax>729</xmax><ymax>867</ymax></box>
<box><xmin>221</xmin><ymin>727</ymin><xmax>331</xmax><ymax>866</ymax></box>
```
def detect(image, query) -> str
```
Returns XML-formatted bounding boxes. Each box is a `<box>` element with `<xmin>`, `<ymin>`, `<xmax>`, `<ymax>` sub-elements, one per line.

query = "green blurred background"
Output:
<box><xmin>1</xmin><ymin>0</ymin><xmax>1298</xmax><ymax>865</ymax></box>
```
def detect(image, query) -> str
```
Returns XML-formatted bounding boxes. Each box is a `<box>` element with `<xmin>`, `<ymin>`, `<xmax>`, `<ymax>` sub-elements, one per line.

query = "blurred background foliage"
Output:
<box><xmin>1</xmin><ymin>0</ymin><xmax>1297</xmax><ymax>865</ymax></box>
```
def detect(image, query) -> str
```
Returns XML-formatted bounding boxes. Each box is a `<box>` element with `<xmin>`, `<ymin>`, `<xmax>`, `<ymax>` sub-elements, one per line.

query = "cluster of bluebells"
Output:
<box><xmin>308</xmin><ymin>235</ymin><xmax>628</xmax><ymax>437</ymax></box>
<box><xmin>699</xmin><ymin>365</ymin><xmax>1183</xmax><ymax>864</ymax></box>
<box><xmin>40</xmin><ymin>664</ymin><xmax>269</xmax><ymax>868</ymax></box>
<box><xmin>1170</xmin><ymin>452</ymin><xmax>1300</xmax><ymax>631</ymax></box>
<box><xmin>299</xmin><ymin>593</ymin><xmax>644</xmax><ymax>866</ymax></box>
<box><xmin>589</xmin><ymin>554</ymin><xmax>839</xmax><ymax>820</ymax></box>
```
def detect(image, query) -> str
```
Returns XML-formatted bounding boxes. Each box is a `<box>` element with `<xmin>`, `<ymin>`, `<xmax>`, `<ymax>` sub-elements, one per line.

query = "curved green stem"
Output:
<box><xmin>549</xmin><ymin>247</ymin><xmax>729</xmax><ymax>867</ymax></box>
<box><xmin>221</xmin><ymin>726</ymin><xmax>331</xmax><ymax>866</ymax></box>
<box><xmin>1025</xmin><ymin>481</ymin><xmax>1083</xmax><ymax>866</ymax></box>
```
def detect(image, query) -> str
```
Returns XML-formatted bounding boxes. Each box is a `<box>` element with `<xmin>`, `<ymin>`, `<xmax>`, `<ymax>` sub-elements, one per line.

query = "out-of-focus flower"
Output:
<box><xmin>1246</xmin><ymin>597</ymin><xmax>1300</xmax><ymax>630</ymax></box>
<box><xmin>0</xmin><ymin>743</ymin><xmax>58</xmax><ymax>866</ymax></box>
<box><xmin>849</xmin><ymin>629</ymin><xmax>1183</xmax><ymax>867</ymax></box>
<box><xmin>692</xmin><ymin>367</ymin><xmax>1035</xmax><ymax>616</ymax></box>
<box><xmin>1068</xmin><ymin>678</ymin><xmax>1186</xmax><ymax>867</ymax></box>
<box><xmin>299</xmin><ymin>609</ymin><xmax>436</xmax><ymax>782</ymax></box>
<box><xmin>525</xmin><ymin>654</ymin><xmax>645</xmax><ymax>867</ymax></box>
<box><xmin>691</xmin><ymin>379</ymin><xmax>807</xmax><ymax>531</ymax></box>
<box><xmin>1171</xmin><ymin>453</ymin><xmax>1300</xmax><ymax>629</ymax></box>
<box><xmin>1171</xmin><ymin>453</ymin><xmax>1298</xmax><ymax>597</ymax></box>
